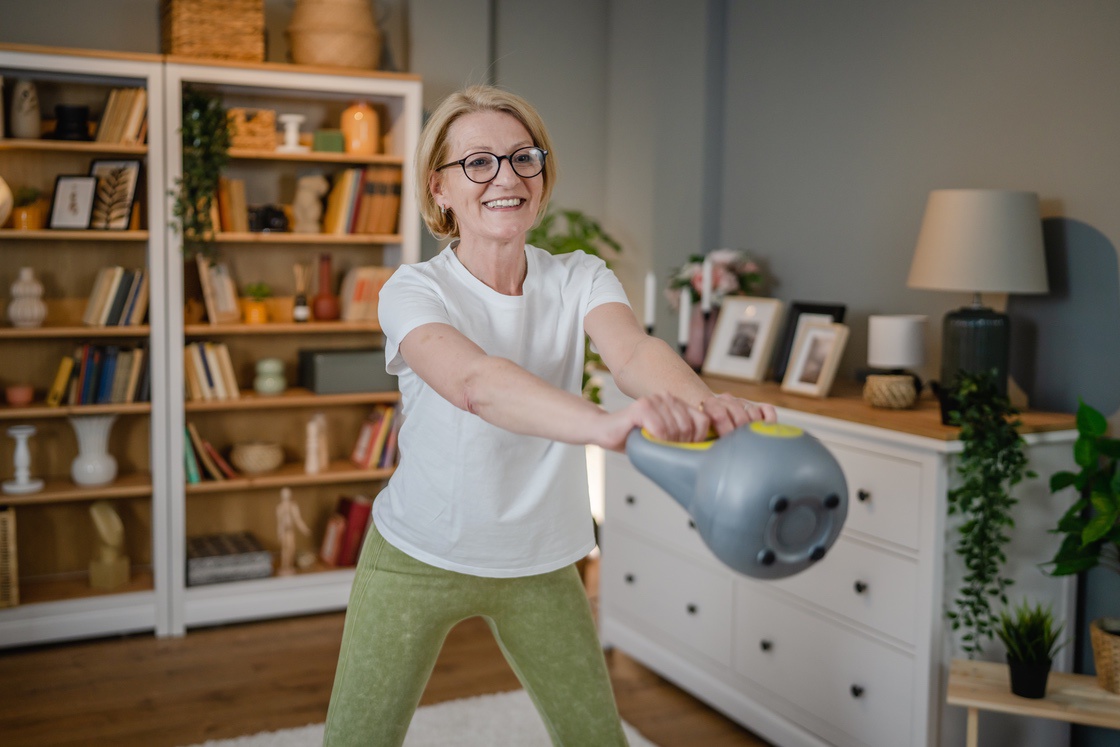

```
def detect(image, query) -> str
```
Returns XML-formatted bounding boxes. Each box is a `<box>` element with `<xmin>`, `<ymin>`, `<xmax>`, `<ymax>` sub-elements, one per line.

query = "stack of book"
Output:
<box><xmin>183</xmin><ymin>342</ymin><xmax>240</xmax><ymax>402</ymax></box>
<box><xmin>82</xmin><ymin>267</ymin><xmax>150</xmax><ymax>327</ymax></box>
<box><xmin>47</xmin><ymin>343</ymin><xmax>150</xmax><ymax>407</ymax></box>
<box><xmin>319</xmin><ymin>495</ymin><xmax>373</xmax><ymax>567</ymax></box>
<box><xmin>183</xmin><ymin>422</ymin><xmax>239</xmax><ymax>484</ymax></box>
<box><xmin>95</xmin><ymin>87</ymin><xmax>148</xmax><ymax>145</ymax></box>
<box><xmin>186</xmin><ymin>531</ymin><xmax>272</xmax><ymax>586</ymax></box>
<box><xmin>349</xmin><ymin>403</ymin><xmax>401</xmax><ymax>470</ymax></box>
<box><xmin>321</xmin><ymin>166</ymin><xmax>402</xmax><ymax>235</ymax></box>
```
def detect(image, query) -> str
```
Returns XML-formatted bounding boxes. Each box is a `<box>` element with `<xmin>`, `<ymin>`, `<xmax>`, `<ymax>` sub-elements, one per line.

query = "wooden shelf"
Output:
<box><xmin>228</xmin><ymin>147</ymin><xmax>403</xmax><ymax>165</ymax></box>
<box><xmin>185</xmin><ymin>388</ymin><xmax>398</xmax><ymax>412</ymax></box>
<box><xmin>0</xmin><ymin>229</ymin><xmax>149</xmax><ymax>241</ymax></box>
<box><xmin>186</xmin><ymin>459</ymin><xmax>392</xmax><ymax>495</ymax></box>
<box><xmin>214</xmin><ymin>231</ymin><xmax>400</xmax><ymax>245</ymax></box>
<box><xmin>0</xmin><ymin>138</ymin><xmax>147</xmax><ymax>156</ymax></box>
<box><xmin>17</xmin><ymin>568</ymin><xmax>155</xmax><ymax>606</ymax></box>
<box><xmin>184</xmin><ymin>320</ymin><xmax>380</xmax><ymax>336</ymax></box>
<box><xmin>0</xmin><ymin>323</ymin><xmax>150</xmax><ymax>339</ymax></box>
<box><xmin>0</xmin><ymin>471</ymin><xmax>152</xmax><ymax>505</ymax></box>
<box><xmin>0</xmin><ymin>402</ymin><xmax>150</xmax><ymax>420</ymax></box>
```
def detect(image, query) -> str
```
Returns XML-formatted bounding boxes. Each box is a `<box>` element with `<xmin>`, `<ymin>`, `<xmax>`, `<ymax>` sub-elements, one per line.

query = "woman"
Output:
<box><xmin>323</xmin><ymin>84</ymin><xmax>776</xmax><ymax>746</ymax></box>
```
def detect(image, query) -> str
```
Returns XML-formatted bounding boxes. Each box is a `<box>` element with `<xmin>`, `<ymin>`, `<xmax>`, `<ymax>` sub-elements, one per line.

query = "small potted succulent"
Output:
<box><xmin>11</xmin><ymin>186</ymin><xmax>44</xmax><ymax>230</ymax></box>
<box><xmin>241</xmin><ymin>282</ymin><xmax>271</xmax><ymax>324</ymax></box>
<box><xmin>996</xmin><ymin>599</ymin><xmax>1066</xmax><ymax>699</ymax></box>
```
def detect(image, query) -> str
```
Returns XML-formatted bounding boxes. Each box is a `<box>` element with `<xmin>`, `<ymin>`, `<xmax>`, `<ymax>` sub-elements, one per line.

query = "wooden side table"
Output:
<box><xmin>947</xmin><ymin>659</ymin><xmax>1120</xmax><ymax>746</ymax></box>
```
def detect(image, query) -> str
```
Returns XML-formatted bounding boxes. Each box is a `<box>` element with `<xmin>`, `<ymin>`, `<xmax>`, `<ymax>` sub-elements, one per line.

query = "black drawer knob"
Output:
<box><xmin>854</xmin><ymin>581</ymin><xmax>868</xmax><ymax>594</ymax></box>
<box><xmin>850</xmin><ymin>684</ymin><xmax>864</xmax><ymax>698</ymax></box>
<box><xmin>624</xmin><ymin>573</ymin><xmax>635</xmax><ymax>584</ymax></box>
<box><xmin>760</xmin><ymin>640</ymin><xmax>773</xmax><ymax>652</ymax></box>
<box><xmin>625</xmin><ymin>495</ymin><xmax>636</xmax><ymax>505</ymax></box>
<box><xmin>688</xmin><ymin>519</ymin><xmax>697</xmax><ymax>530</ymax></box>
<box><xmin>686</xmin><ymin>604</ymin><xmax>698</xmax><ymax>615</ymax></box>
<box><xmin>857</xmin><ymin>489</ymin><xmax>871</xmax><ymax>502</ymax></box>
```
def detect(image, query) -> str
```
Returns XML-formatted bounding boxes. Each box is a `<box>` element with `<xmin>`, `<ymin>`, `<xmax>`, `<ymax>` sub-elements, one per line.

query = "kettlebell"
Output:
<box><xmin>626</xmin><ymin>422</ymin><xmax>848</xmax><ymax>580</ymax></box>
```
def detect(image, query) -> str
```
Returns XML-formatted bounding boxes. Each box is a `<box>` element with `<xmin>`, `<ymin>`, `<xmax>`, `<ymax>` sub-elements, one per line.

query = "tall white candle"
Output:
<box><xmin>700</xmin><ymin>258</ymin><xmax>713</xmax><ymax>313</ymax></box>
<box><xmin>644</xmin><ymin>270</ymin><xmax>656</xmax><ymax>329</ymax></box>
<box><xmin>678</xmin><ymin>290</ymin><xmax>692</xmax><ymax>347</ymax></box>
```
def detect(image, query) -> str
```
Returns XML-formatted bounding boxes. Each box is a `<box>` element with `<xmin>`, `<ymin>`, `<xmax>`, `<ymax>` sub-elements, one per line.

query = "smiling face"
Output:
<box><xmin>430</xmin><ymin>110</ymin><xmax>544</xmax><ymax>247</ymax></box>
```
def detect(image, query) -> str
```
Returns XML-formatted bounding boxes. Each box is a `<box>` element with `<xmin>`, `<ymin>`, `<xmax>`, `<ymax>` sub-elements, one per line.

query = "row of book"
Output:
<box><xmin>214</xmin><ymin>176</ymin><xmax>250</xmax><ymax>233</ymax></box>
<box><xmin>47</xmin><ymin>343</ymin><xmax>150</xmax><ymax>407</ymax></box>
<box><xmin>82</xmin><ymin>266</ymin><xmax>150</xmax><ymax>327</ymax></box>
<box><xmin>322</xmin><ymin>165</ymin><xmax>402</xmax><ymax>236</ymax></box>
<box><xmin>95</xmin><ymin>86</ymin><xmax>148</xmax><ymax>145</ymax></box>
<box><xmin>183</xmin><ymin>422</ymin><xmax>240</xmax><ymax>484</ymax></box>
<box><xmin>185</xmin><ymin>531</ymin><xmax>271</xmax><ymax>586</ymax></box>
<box><xmin>184</xmin><ymin>342</ymin><xmax>241</xmax><ymax>402</ymax></box>
<box><xmin>319</xmin><ymin>495</ymin><xmax>373</xmax><ymax>568</ymax></box>
<box><xmin>349</xmin><ymin>403</ymin><xmax>401</xmax><ymax>470</ymax></box>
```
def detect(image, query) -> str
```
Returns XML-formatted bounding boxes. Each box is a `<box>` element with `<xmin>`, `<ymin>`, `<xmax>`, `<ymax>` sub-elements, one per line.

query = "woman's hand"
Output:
<box><xmin>696</xmin><ymin>392</ymin><xmax>777</xmax><ymax>437</ymax></box>
<box><xmin>597</xmin><ymin>393</ymin><xmax>711</xmax><ymax>453</ymax></box>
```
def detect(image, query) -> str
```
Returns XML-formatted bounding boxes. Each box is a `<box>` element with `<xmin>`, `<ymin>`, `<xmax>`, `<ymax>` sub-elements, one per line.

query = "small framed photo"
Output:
<box><xmin>702</xmin><ymin>296</ymin><xmax>784</xmax><ymax>382</ymax></box>
<box><xmin>89</xmin><ymin>159</ymin><xmax>142</xmax><ymax>230</ymax></box>
<box><xmin>770</xmin><ymin>301</ymin><xmax>847</xmax><ymax>382</ymax></box>
<box><xmin>781</xmin><ymin>322</ymin><xmax>850</xmax><ymax>398</ymax></box>
<box><xmin>48</xmin><ymin>175</ymin><xmax>98</xmax><ymax>229</ymax></box>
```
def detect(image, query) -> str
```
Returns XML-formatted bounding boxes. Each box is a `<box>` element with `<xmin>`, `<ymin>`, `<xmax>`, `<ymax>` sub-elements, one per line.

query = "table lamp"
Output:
<box><xmin>906</xmin><ymin>189</ymin><xmax>1048</xmax><ymax>396</ymax></box>
<box><xmin>863</xmin><ymin>315</ymin><xmax>927</xmax><ymax>408</ymax></box>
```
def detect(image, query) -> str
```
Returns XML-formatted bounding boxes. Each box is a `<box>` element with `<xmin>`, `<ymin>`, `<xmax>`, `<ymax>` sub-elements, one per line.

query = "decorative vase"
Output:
<box><xmin>254</xmin><ymin>358</ymin><xmax>287</xmax><ymax>396</ymax></box>
<box><xmin>10</xmin><ymin>79</ymin><xmax>41</xmax><ymax>139</ymax></box>
<box><xmin>0</xmin><ymin>176</ymin><xmax>12</xmax><ymax>228</ymax></box>
<box><xmin>312</xmin><ymin>252</ymin><xmax>341</xmax><ymax>321</ymax></box>
<box><xmin>69</xmin><ymin>414</ymin><xmax>118</xmax><ymax>487</ymax></box>
<box><xmin>7</xmin><ymin>267</ymin><xmax>47</xmax><ymax>328</ymax></box>
<box><xmin>341</xmin><ymin>101</ymin><xmax>379</xmax><ymax>155</ymax></box>
<box><xmin>1090</xmin><ymin>617</ymin><xmax>1120</xmax><ymax>694</ymax></box>
<box><xmin>1006</xmin><ymin>656</ymin><xmax>1051</xmax><ymax>699</ymax></box>
<box><xmin>684</xmin><ymin>306</ymin><xmax>719</xmax><ymax>372</ymax></box>
<box><xmin>286</xmin><ymin>0</ymin><xmax>382</xmax><ymax>70</ymax></box>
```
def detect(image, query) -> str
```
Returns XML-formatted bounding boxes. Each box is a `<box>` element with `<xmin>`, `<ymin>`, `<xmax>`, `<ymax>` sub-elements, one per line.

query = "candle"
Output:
<box><xmin>678</xmin><ymin>290</ymin><xmax>692</xmax><ymax>347</ymax></box>
<box><xmin>644</xmin><ymin>270</ymin><xmax>656</xmax><ymax>330</ymax></box>
<box><xmin>700</xmin><ymin>257</ymin><xmax>713</xmax><ymax>314</ymax></box>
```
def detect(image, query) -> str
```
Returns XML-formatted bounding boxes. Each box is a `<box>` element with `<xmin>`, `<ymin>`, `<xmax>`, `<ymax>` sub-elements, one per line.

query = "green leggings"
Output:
<box><xmin>323</xmin><ymin>523</ymin><xmax>628</xmax><ymax>746</ymax></box>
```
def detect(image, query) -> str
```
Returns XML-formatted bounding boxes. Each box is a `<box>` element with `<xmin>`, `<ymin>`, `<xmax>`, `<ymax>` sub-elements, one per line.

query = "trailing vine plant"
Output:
<box><xmin>945</xmin><ymin>370</ymin><xmax>1035</xmax><ymax>657</ymax></box>
<box><xmin>173</xmin><ymin>87</ymin><xmax>230</xmax><ymax>259</ymax></box>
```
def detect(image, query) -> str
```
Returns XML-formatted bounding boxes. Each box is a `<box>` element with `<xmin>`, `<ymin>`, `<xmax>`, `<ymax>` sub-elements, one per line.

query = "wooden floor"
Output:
<box><xmin>1</xmin><ymin>562</ymin><xmax>770</xmax><ymax>747</ymax></box>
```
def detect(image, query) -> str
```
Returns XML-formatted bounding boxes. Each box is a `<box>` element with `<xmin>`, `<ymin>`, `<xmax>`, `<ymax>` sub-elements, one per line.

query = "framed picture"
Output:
<box><xmin>770</xmin><ymin>301</ymin><xmax>847</xmax><ymax>382</ymax></box>
<box><xmin>781</xmin><ymin>322</ymin><xmax>850</xmax><ymax>398</ymax></box>
<box><xmin>88</xmin><ymin>159</ymin><xmax>142</xmax><ymax>230</ymax></box>
<box><xmin>196</xmin><ymin>255</ymin><xmax>241</xmax><ymax>324</ymax></box>
<box><xmin>48</xmin><ymin>175</ymin><xmax>98</xmax><ymax>229</ymax></box>
<box><xmin>701</xmin><ymin>296</ymin><xmax>784</xmax><ymax>382</ymax></box>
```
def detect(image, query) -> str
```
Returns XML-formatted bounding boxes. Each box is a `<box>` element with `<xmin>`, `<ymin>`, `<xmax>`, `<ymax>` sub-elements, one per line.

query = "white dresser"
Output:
<box><xmin>597</xmin><ymin>375</ymin><xmax>1078</xmax><ymax>747</ymax></box>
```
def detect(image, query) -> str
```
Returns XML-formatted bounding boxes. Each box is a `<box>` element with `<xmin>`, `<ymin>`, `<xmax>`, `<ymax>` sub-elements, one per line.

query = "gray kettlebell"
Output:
<box><xmin>625</xmin><ymin>422</ymin><xmax>848</xmax><ymax>579</ymax></box>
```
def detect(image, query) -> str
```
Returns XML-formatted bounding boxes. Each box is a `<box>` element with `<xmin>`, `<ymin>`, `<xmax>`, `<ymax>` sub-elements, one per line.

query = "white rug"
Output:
<box><xmin>183</xmin><ymin>688</ymin><xmax>657</xmax><ymax>746</ymax></box>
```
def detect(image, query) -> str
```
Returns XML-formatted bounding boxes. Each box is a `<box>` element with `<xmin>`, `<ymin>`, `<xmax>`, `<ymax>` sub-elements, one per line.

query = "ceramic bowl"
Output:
<box><xmin>230</xmin><ymin>441</ymin><xmax>284</xmax><ymax>475</ymax></box>
<box><xmin>5</xmin><ymin>385</ymin><xmax>34</xmax><ymax>407</ymax></box>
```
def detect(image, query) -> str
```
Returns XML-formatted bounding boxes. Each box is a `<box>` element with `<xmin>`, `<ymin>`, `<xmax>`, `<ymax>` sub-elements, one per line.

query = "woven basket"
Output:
<box><xmin>862</xmin><ymin>374</ymin><xmax>917</xmax><ymax>409</ymax></box>
<box><xmin>287</xmin><ymin>0</ymin><xmax>382</xmax><ymax>70</ymax></box>
<box><xmin>0</xmin><ymin>506</ymin><xmax>18</xmax><ymax>608</ymax></box>
<box><xmin>230</xmin><ymin>441</ymin><xmax>284</xmax><ymax>475</ymax></box>
<box><xmin>161</xmin><ymin>0</ymin><xmax>265</xmax><ymax>62</ymax></box>
<box><xmin>1090</xmin><ymin>618</ymin><xmax>1120</xmax><ymax>694</ymax></box>
<box><xmin>227</xmin><ymin>108</ymin><xmax>277</xmax><ymax>151</ymax></box>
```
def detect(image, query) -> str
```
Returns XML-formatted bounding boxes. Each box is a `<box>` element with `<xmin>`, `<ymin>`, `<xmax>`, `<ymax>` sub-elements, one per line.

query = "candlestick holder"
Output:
<box><xmin>4</xmin><ymin>425</ymin><xmax>44</xmax><ymax>495</ymax></box>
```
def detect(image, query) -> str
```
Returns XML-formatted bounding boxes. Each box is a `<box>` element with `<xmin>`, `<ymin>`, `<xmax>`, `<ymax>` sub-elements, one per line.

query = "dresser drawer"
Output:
<box><xmin>600</xmin><ymin>528</ymin><xmax>733</xmax><ymax>664</ymax></box>
<box><xmin>764</xmin><ymin>536</ymin><xmax>919</xmax><ymax>645</ymax></box>
<box><xmin>604</xmin><ymin>453</ymin><xmax>716</xmax><ymax>565</ymax></box>
<box><xmin>823</xmin><ymin>440</ymin><xmax>923</xmax><ymax>550</ymax></box>
<box><xmin>734</xmin><ymin>588</ymin><xmax>915</xmax><ymax>747</ymax></box>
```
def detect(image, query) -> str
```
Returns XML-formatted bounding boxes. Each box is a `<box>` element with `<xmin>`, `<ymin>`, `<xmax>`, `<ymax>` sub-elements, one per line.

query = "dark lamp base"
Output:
<box><xmin>940</xmin><ymin>305</ymin><xmax>1009</xmax><ymax>396</ymax></box>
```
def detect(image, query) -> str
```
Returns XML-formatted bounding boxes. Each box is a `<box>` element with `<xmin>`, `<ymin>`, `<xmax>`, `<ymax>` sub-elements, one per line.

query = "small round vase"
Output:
<box><xmin>69</xmin><ymin>414</ymin><xmax>118</xmax><ymax>487</ymax></box>
<box><xmin>254</xmin><ymin>358</ymin><xmax>287</xmax><ymax>396</ymax></box>
<box><xmin>8</xmin><ymin>267</ymin><xmax>47</xmax><ymax>328</ymax></box>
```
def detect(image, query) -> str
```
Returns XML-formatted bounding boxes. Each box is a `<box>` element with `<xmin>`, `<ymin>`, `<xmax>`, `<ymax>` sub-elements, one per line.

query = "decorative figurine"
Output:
<box><xmin>293</xmin><ymin>175</ymin><xmax>329</xmax><ymax>234</ymax></box>
<box><xmin>10</xmin><ymin>79</ymin><xmax>40</xmax><ymax>139</ymax></box>
<box><xmin>89</xmin><ymin>500</ymin><xmax>129</xmax><ymax>590</ymax></box>
<box><xmin>277</xmin><ymin>113</ymin><xmax>310</xmax><ymax>153</ymax></box>
<box><xmin>305</xmin><ymin>412</ymin><xmax>330</xmax><ymax>474</ymax></box>
<box><xmin>276</xmin><ymin>487</ymin><xmax>310</xmax><ymax>576</ymax></box>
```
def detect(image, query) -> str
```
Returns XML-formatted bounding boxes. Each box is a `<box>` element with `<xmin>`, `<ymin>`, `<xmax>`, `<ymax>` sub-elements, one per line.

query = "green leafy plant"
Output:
<box><xmin>173</xmin><ymin>87</ymin><xmax>230</xmax><ymax>259</ymax></box>
<box><xmin>1047</xmin><ymin>400</ymin><xmax>1120</xmax><ymax>578</ymax></box>
<box><xmin>996</xmin><ymin>599</ymin><xmax>1065</xmax><ymax>665</ymax></box>
<box><xmin>527</xmin><ymin>208</ymin><xmax>623</xmax><ymax>403</ymax></box>
<box><xmin>946</xmin><ymin>370</ymin><xmax>1035</xmax><ymax>657</ymax></box>
<box><xmin>13</xmin><ymin>186</ymin><xmax>41</xmax><ymax>207</ymax></box>
<box><xmin>243</xmin><ymin>282</ymin><xmax>272</xmax><ymax>302</ymax></box>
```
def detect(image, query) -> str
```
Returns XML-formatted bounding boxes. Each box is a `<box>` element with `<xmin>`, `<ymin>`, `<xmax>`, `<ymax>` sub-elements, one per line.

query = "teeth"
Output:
<box><xmin>485</xmin><ymin>198</ymin><xmax>522</xmax><ymax>208</ymax></box>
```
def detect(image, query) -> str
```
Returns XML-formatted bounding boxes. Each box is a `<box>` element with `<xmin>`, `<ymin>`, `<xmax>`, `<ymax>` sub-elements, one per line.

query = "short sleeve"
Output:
<box><xmin>378</xmin><ymin>267</ymin><xmax>451</xmax><ymax>374</ymax></box>
<box><xmin>582</xmin><ymin>253</ymin><xmax>631</xmax><ymax>316</ymax></box>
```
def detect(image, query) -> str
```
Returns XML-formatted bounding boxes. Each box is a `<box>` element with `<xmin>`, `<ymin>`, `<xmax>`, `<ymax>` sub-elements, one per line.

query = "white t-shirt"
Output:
<box><xmin>372</xmin><ymin>243</ymin><xmax>631</xmax><ymax>577</ymax></box>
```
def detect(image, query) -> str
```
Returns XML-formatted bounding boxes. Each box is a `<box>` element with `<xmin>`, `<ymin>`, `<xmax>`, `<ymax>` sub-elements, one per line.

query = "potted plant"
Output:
<box><xmin>11</xmin><ymin>186</ymin><xmax>44</xmax><ymax>230</ymax></box>
<box><xmin>173</xmin><ymin>88</ymin><xmax>230</xmax><ymax>259</ymax></box>
<box><xmin>996</xmin><ymin>599</ymin><xmax>1066</xmax><ymax>698</ymax></box>
<box><xmin>241</xmin><ymin>282</ymin><xmax>271</xmax><ymax>324</ymax></box>
<box><xmin>1047</xmin><ymin>399</ymin><xmax>1120</xmax><ymax>693</ymax></box>
<box><xmin>945</xmin><ymin>370</ymin><xmax>1034</xmax><ymax>657</ymax></box>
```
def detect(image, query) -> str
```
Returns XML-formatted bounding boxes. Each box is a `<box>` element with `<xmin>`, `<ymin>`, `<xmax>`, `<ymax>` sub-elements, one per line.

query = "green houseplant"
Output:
<box><xmin>241</xmin><ymin>282</ymin><xmax>271</xmax><ymax>324</ymax></box>
<box><xmin>995</xmin><ymin>599</ymin><xmax>1065</xmax><ymax>698</ymax></box>
<box><xmin>173</xmin><ymin>88</ymin><xmax>230</xmax><ymax>259</ymax></box>
<box><xmin>945</xmin><ymin>370</ymin><xmax>1035</xmax><ymax>657</ymax></box>
<box><xmin>1046</xmin><ymin>399</ymin><xmax>1120</xmax><ymax>693</ymax></box>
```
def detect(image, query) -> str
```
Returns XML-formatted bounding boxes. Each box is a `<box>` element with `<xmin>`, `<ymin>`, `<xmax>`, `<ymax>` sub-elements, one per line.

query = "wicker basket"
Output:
<box><xmin>161</xmin><ymin>0</ymin><xmax>265</xmax><ymax>62</ymax></box>
<box><xmin>227</xmin><ymin>108</ymin><xmax>277</xmax><ymax>151</ymax></box>
<box><xmin>230</xmin><ymin>441</ymin><xmax>284</xmax><ymax>475</ymax></box>
<box><xmin>286</xmin><ymin>0</ymin><xmax>382</xmax><ymax>70</ymax></box>
<box><xmin>0</xmin><ymin>506</ymin><xmax>18</xmax><ymax>608</ymax></box>
<box><xmin>1090</xmin><ymin>618</ymin><xmax>1120</xmax><ymax>694</ymax></box>
<box><xmin>862</xmin><ymin>374</ymin><xmax>917</xmax><ymax>409</ymax></box>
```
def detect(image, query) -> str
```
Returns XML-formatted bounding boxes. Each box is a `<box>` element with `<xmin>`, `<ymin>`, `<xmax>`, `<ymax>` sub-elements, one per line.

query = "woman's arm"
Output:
<box><xmin>585</xmin><ymin>302</ymin><xmax>777</xmax><ymax>435</ymax></box>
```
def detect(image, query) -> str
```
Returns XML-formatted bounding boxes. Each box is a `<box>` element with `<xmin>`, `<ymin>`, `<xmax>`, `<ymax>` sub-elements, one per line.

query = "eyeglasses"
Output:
<box><xmin>436</xmin><ymin>146</ymin><xmax>548</xmax><ymax>184</ymax></box>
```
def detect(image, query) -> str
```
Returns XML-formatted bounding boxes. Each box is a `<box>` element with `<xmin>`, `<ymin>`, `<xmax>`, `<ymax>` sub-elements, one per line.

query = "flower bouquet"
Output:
<box><xmin>665</xmin><ymin>248</ymin><xmax>762</xmax><ymax>311</ymax></box>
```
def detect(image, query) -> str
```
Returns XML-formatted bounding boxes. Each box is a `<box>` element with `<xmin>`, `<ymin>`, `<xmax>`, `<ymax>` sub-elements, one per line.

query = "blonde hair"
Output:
<box><xmin>416</xmin><ymin>85</ymin><xmax>556</xmax><ymax>240</ymax></box>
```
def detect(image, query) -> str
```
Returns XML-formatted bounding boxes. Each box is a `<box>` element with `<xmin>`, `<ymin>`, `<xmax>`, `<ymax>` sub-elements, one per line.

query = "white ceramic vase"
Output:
<box><xmin>7</xmin><ymin>267</ymin><xmax>47</xmax><ymax>328</ymax></box>
<box><xmin>10</xmin><ymin>79</ymin><xmax>41</xmax><ymax>139</ymax></box>
<box><xmin>69</xmin><ymin>414</ymin><xmax>118</xmax><ymax>487</ymax></box>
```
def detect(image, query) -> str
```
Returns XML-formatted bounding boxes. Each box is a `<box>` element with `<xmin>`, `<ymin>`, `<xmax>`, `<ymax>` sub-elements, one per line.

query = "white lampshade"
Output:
<box><xmin>907</xmin><ymin>189</ymin><xmax>1048</xmax><ymax>294</ymax></box>
<box><xmin>868</xmin><ymin>315</ymin><xmax>927</xmax><ymax>369</ymax></box>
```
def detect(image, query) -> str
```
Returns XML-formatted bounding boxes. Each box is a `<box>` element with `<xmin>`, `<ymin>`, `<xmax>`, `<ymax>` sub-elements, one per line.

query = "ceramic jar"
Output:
<box><xmin>254</xmin><ymin>358</ymin><xmax>286</xmax><ymax>396</ymax></box>
<box><xmin>7</xmin><ymin>267</ymin><xmax>47</xmax><ymax>328</ymax></box>
<box><xmin>69</xmin><ymin>414</ymin><xmax>118</xmax><ymax>487</ymax></box>
<box><xmin>341</xmin><ymin>101</ymin><xmax>379</xmax><ymax>155</ymax></box>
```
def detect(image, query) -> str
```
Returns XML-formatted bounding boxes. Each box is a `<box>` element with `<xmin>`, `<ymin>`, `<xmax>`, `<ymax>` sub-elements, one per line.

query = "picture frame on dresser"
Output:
<box><xmin>770</xmin><ymin>301</ymin><xmax>846</xmax><ymax>382</ymax></box>
<box><xmin>48</xmin><ymin>175</ymin><xmax>97</xmax><ymax>229</ymax></box>
<box><xmin>701</xmin><ymin>296</ymin><xmax>784</xmax><ymax>382</ymax></box>
<box><xmin>781</xmin><ymin>321</ymin><xmax>849</xmax><ymax>397</ymax></box>
<box><xmin>89</xmin><ymin>159</ymin><xmax>141</xmax><ymax>230</ymax></box>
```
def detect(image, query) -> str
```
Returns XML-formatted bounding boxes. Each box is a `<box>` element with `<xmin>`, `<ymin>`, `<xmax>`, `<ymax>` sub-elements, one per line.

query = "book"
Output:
<box><xmin>123</xmin><ymin>347</ymin><xmax>145</xmax><ymax>403</ymax></box>
<box><xmin>183</xmin><ymin>426</ymin><xmax>202</xmax><ymax>484</ymax></box>
<box><xmin>339</xmin><ymin>266</ymin><xmax>394</xmax><ymax>322</ymax></box>
<box><xmin>349</xmin><ymin>413</ymin><xmax>380</xmax><ymax>468</ymax></box>
<box><xmin>379</xmin><ymin>403</ymin><xmax>402</xmax><ymax>468</ymax></box>
<box><xmin>185</xmin><ymin>532</ymin><xmax>272</xmax><ymax>586</ymax></box>
<box><xmin>227</xmin><ymin>178</ymin><xmax>249</xmax><ymax>233</ymax></box>
<box><xmin>365</xmin><ymin>405</ymin><xmax>395</xmax><ymax>469</ymax></box>
<box><xmin>185</xmin><ymin>343</ymin><xmax>213</xmax><ymax>400</ymax></box>
<box><xmin>120</xmin><ymin>87</ymin><xmax>147</xmax><ymax>145</ymax></box>
<box><xmin>109</xmin><ymin>349</ymin><xmax>134</xmax><ymax>403</ymax></box>
<box><xmin>102</xmin><ymin>269</ymin><xmax>135</xmax><ymax>326</ymax></box>
<box><xmin>45</xmin><ymin>355</ymin><xmax>75</xmax><ymax>407</ymax></box>
<box><xmin>116</xmin><ymin>269</ymin><xmax>144</xmax><ymax>327</ymax></box>
<box><xmin>202</xmin><ymin>439</ymin><xmax>239</xmax><ymax>480</ymax></box>
<box><xmin>187</xmin><ymin>422</ymin><xmax>224</xmax><ymax>481</ymax></box>
<box><xmin>95</xmin><ymin>346</ymin><xmax>119</xmax><ymax>404</ymax></box>
<box><xmin>213</xmin><ymin>343</ymin><xmax>240</xmax><ymax>399</ymax></box>
<box><xmin>125</xmin><ymin>269</ymin><xmax>150</xmax><ymax>325</ymax></box>
<box><xmin>319</xmin><ymin>513</ymin><xmax>348</xmax><ymax>567</ymax></box>
<box><xmin>95</xmin><ymin>267</ymin><xmax>126</xmax><ymax>326</ymax></box>
<box><xmin>335</xmin><ymin>496</ymin><xmax>374</xmax><ymax>567</ymax></box>
<box><xmin>81</xmin><ymin>347</ymin><xmax>102</xmax><ymax>405</ymax></box>
<box><xmin>82</xmin><ymin>266</ymin><xmax>118</xmax><ymax>326</ymax></box>
<box><xmin>183</xmin><ymin>346</ymin><xmax>204</xmax><ymax>402</ymax></box>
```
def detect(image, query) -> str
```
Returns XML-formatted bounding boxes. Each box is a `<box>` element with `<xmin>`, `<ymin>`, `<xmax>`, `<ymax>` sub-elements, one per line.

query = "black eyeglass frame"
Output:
<box><xmin>435</xmin><ymin>146</ymin><xmax>549</xmax><ymax>184</ymax></box>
